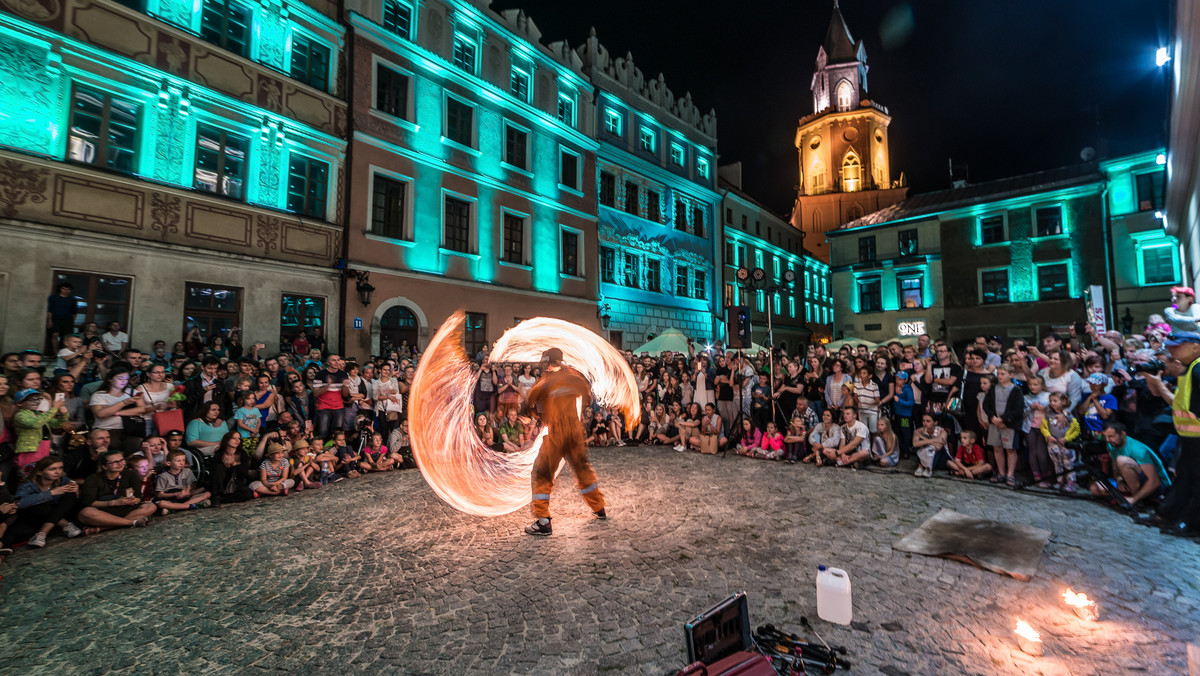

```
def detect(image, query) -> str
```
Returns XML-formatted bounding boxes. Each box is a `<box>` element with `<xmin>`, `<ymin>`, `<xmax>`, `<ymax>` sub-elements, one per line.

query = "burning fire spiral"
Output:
<box><xmin>409</xmin><ymin>311</ymin><xmax>641</xmax><ymax>517</ymax></box>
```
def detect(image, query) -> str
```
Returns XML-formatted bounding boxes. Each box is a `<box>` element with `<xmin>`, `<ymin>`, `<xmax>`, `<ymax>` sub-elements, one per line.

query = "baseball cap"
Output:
<box><xmin>1086</xmin><ymin>373</ymin><xmax>1110</xmax><ymax>386</ymax></box>
<box><xmin>1165</xmin><ymin>331</ymin><xmax>1200</xmax><ymax>347</ymax></box>
<box><xmin>14</xmin><ymin>388</ymin><xmax>41</xmax><ymax>403</ymax></box>
<box><xmin>895</xmin><ymin>371</ymin><xmax>910</xmax><ymax>380</ymax></box>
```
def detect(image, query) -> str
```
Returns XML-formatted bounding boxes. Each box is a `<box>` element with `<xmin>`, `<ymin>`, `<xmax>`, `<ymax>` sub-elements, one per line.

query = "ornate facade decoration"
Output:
<box><xmin>149</xmin><ymin>191</ymin><xmax>181</xmax><ymax>234</ymax></box>
<box><xmin>0</xmin><ymin>159</ymin><xmax>48</xmax><ymax>218</ymax></box>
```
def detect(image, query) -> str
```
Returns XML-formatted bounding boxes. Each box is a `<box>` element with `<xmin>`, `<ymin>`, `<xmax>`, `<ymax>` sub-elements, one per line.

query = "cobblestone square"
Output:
<box><xmin>1</xmin><ymin>446</ymin><xmax>1197</xmax><ymax>675</ymax></box>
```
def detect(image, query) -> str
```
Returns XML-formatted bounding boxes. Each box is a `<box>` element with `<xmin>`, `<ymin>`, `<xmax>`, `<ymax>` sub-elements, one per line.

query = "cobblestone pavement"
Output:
<box><xmin>2</xmin><ymin>446</ymin><xmax>1197</xmax><ymax>675</ymax></box>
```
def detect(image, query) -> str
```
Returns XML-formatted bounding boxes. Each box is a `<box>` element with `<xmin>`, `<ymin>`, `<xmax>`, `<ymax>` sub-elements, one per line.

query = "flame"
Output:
<box><xmin>1013</xmin><ymin>619</ymin><xmax>1041</xmax><ymax>642</ymax></box>
<box><xmin>409</xmin><ymin>311</ymin><xmax>640</xmax><ymax>517</ymax></box>
<box><xmin>1062</xmin><ymin>589</ymin><xmax>1094</xmax><ymax>609</ymax></box>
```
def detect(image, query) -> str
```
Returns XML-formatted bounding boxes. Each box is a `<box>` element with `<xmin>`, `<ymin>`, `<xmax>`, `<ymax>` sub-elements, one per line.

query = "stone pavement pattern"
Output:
<box><xmin>1</xmin><ymin>446</ymin><xmax>1198</xmax><ymax>675</ymax></box>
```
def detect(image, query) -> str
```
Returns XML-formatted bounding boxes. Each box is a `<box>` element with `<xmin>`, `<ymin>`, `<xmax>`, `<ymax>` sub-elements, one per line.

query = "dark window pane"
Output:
<box><xmin>287</xmin><ymin>156</ymin><xmax>329</xmax><ymax>219</ymax></box>
<box><xmin>560</xmin><ymin>150</ymin><xmax>578</xmax><ymax>190</ymax></box>
<box><xmin>858</xmin><ymin>278</ymin><xmax>881</xmax><ymax>312</ymax></box>
<box><xmin>898</xmin><ymin>229</ymin><xmax>918</xmax><ymax>257</ymax></box>
<box><xmin>201</xmin><ymin>0</ymin><xmax>250</xmax><ymax>57</ymax></box>
<box><xmin>444</xmin><ymin>196</ymin><xmax>471</xmax><ymax>253</ymax></box>
<box><xmin>502</xmin><ymin>213</ymin><xmax>524</xmax><ymax>264</ymax></box>
<box><xmin>1136</xmin><ymin>171</ymin><xmax>1165</xmax><ymax>212</ymax></box>
<box><xmin>371</xmin><ymin>174</ymin><xmax>407</xmax><ymax>239</ymax></box>
<box><xmin>600</xmin><ymin>247</ymin><xmax>615</xmax><ymax>283</ymax></box>
<box><xmin>376</xmin><ymin>66</ymin><xmax>409</xmax><ymax>119</ymax></box>
<box><xmin>446</xmin><ymin>98</ymin><xmax>473</xmax><ymax>147</ymax></box>
<box><xmin>647</xmin><ymin>191</ymin><xmax>661</xmax><ymax>222</ymax></box>
<box><xmin>382</xmin><ymin>0</ymin><xmax>412</xmax><ymax>39</ymax></box>
<box><xmin>504</xmin><ymin>125</ymin><xmax>527</xmax><ymax>170</ymax></box>
<box><xmin>858</xmin><ymin>236</ymin><xmax>876</xmax><ymax>263</ymax></box>
<box><xmin>980</xmin><ymin>216</ymin><xmax>1005</xmax><ymax>244</ymax></box>
<box><xmin>624</xmin><ymin>182</ymin><xmax>638</xmax><ymax>215</ymax></box>
<box><xmin>1143</xmin><ymin>245</ymin><xmax>1176</xmax><ymax>285</ymax></box>
<box><xmin>1037</xmin><ymin>263</ymin><xmax>1069</xmax><ymax>300</ymax></box>
<box><xmin>1035</xmin><ymin>207</ymin><xmax>1062</xmax><ymax>237</ymax></box>
<box><xmin>980</xmin><ymin>269</ymin><xmax>1010</xmax><ymax>304</ymax></box>
<box><xmin>599</xmin><ymin>172</ymin><xmax>616</xmax><ymax>207</ymax></box>
<box><xmin>561</xmin><ymin>230</ymin><xmax>579</xmax><ymax>276</ymax></box>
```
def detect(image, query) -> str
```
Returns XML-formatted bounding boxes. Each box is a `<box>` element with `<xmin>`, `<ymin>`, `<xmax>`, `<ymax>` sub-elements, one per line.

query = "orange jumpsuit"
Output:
<box><xmin>525</xmin><ymin>365</ymin><xmax>604</xmax><ymax>519</ymax></box>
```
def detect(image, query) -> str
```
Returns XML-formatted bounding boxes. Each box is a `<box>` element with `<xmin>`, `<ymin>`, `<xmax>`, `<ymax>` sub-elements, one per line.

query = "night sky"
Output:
<box><xmin>493</xmin><ymin>0</ymin><xmax>1172</xmax><ymax>215</ymax></box>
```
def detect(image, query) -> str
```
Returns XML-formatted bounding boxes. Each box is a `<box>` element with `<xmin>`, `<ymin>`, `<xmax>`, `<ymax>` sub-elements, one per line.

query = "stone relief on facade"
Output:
<box><xmin>0</xmin><ymin>36</ymin><xmax>61</xmax><ymax>156</ymax></box>
<box><xmin>256</xmin><ymin>215</ymin><xmax>280</xmax><ymax>253</ymax></box>
<box><xmin>150</xmin><ymin>191</ymin><xmax>181</xmax><ymax>235</ymax></box>
<box><xmin>0</xmin><ymin>159</ymin><xmax>49</xmax><ymax>218</ymax></box>
<box><xmin>2</xmin><ymin>0</ymin><xmax>60</xmax><ymax>22</ymax></box>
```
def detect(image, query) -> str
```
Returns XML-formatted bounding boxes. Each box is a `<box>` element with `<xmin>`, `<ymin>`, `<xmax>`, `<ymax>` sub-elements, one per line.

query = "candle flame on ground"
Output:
<box><xmin>409</xmin><ymin>311</ymin><xmax>640</xmax><ymax>517</ymax></box>
<box><xmin>1014</xmin><ymin>619</ymin><xmax>1041</xmax><ymax>641</ymax></box>
<box><xmin>1062</xmin><ymin>589</ymin><xmax>1094</xmax><ymax>609</ymax></box>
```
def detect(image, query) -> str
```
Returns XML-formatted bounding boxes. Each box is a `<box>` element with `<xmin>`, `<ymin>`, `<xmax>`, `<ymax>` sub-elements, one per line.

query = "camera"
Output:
<box><xmin>1130</xmin><ymin>360</ymin><xmax>1165</xmax><ymax>375</ymax></box>
<box><xmin>1065</xmin><ymin>438</ymin><xmax>1106</xmax><ymax>458</ymax></box>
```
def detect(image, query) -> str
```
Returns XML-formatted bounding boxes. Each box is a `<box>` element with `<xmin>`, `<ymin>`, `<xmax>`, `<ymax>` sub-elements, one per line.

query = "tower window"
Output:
<box><xmin>842</xmin><ymin>152</ymin><xmax>862</xmax><ymax>192</ymax></box>
<box><xmin>835</xmin><ymin>80</ymin><xmax>853</xmax><ymax>111</ymax></box>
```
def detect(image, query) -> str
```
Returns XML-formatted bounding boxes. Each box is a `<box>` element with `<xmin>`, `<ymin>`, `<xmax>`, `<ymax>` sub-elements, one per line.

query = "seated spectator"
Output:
<box><xmin>77</xmin><ymin>450</ymin><xmax>156</xmax><ymax>530</ymax></box>
<box><xmin>675</xmin><ymin>402</ymin><xmax>702</xmax><ymax>453</ymax></box>
<box><xmin>652</xmin><ymin>406</ymin><xmax>680</xmax><ymax>447</ymax></box>
<box><xmin>186</xmin><ymin>402</ymin><xmax>229</xmax><ymax>457</ymax></box>
<box><xmin>824</xmin><ymin>406</ymin><xmax>869</xmax><ymax>467</ymax></box>
<box><xmin>586</xmin><ymin>409</ymin><xmax>614</xmax><ymax>447</ymax></box>
<box><xmin>11</xmin><ymin>456</ymin><xmax>87</xmax><ymax>549</ymax></box>
<box><xmin>733</xmin><ymin>418</ymin><xmax>762</xmax><ymax>456</ymax></box>
<box><xmin>805</xmin><ymin>409</ymin><xmax>842</xmax><ymax>466</ymax></box>
<box><xmin>387</xmin><ymin>418</ymin><xmax>413</xmax><ymax>468</ymax></box>
<box><xmin>913</xmin><ymin>413</ymin><xmax>948</xmax><ymax>478</ymax></box>
<box><xmin>498</xmin><ymin>409</ymin><xmax>524</xmax><ymax>453</ymax></box>
<box><xmin>646</xmin><ymin>404</ymin><xmax>669</xmax><ymax>443</ymax></box>
<box><xmin>208</xmin><ymin>440</ymin><xmax>254</xmax><ymax>506</ymax></box>
<box><xmin>251</xmin><ymin>443</ymin><xmax>293</xmax><ymax>498</ymax></box>
<box><xmin>140</xmin><ymin>435</ymin><xmax>168</xmax><ymax>470</ymax></box>
<box><xmin>869</xmin><ymin>417</ymin><xmax>900</xmax><ymax>468</ymax></box>
<box><xmin>753</xmin><ymin>421</ymin><xmax>784</xmax><ymax>460</ymax></box>
<box><xmin>13</xmin><ymin>389</ymin><xmax>67</xmax><ymax>476</ymax></box>
<box><xmin>947</xmin><ymin>430</ymin><xmax>991</xmax><ymax>480</ymax></box>
<box><xmin>474</xmin><ymin>413</ymin><xmax>498</xmax><ymax>451</ymax></box>
<box><xmin>1092</xmin><ymin>422</ymin><xmax>1170</xmax><ymax>506</ymax></box>
<box><xmin>128</xmin><ymin>454</ymin><xmax>156</xmax><ymax>503</ymax></box>
<box><xmin>156</xmin><ymin>449</ymin><xmax>212</xmax><ymax>513</ymax></box>
<box><xmin>288</xmin><ymin>438</ymin><xmax>322</xmax><ymax>490</ymax></box>
<box><xmin>782</xmin><ymin>414</ymin><xmax>806</xmax><ymax>463</ymax></box>
<box><xmin>329</xmin><ymin>431</ymin><xmax>361</xmax><ymax>479</ymax></box>
<box><xmin>360</xmin><ymin>432</ymin><xmax>394</xmax><ymax>473</ymax></box>
<box><xmin>695</xmin><ymin>403</ymin><xmax>725</xmax><ymax>455</ymax></box>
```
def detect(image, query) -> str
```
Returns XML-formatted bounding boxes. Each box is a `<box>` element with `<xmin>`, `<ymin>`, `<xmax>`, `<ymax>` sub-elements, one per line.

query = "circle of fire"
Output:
<box><xmin>409</xmin><ymin>311</ymin><xmax>641</xmax><ymax>517</ymax></box>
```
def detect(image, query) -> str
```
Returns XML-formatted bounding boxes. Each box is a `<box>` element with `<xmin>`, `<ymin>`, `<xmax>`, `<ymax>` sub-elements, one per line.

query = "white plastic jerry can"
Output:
<box><xmin>816</xmin><ymin>565</ymin><xmax>853</xmax><ymax>625</ymax></box>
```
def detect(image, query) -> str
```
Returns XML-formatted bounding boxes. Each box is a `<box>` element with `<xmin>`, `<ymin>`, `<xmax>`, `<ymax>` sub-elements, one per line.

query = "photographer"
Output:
<box><xmin>1091</xmin><ymin>422</ymin><xmax>1170</xmax><ymax>507</ymax></box>
<box><xmin>1156</xmin><ymin>331</ymin><xmax>1200</xmax><ymax>537</ymax></box>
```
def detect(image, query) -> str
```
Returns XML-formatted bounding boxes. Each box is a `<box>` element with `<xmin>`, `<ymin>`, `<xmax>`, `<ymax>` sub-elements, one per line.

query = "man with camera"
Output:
<box><xmin>1156</xmin><ymin>331</ymin><xmax>1200</xmax><ymax>536</ymax></box>
<box><xmin>1090</xmin><ymin>422</ymin><xmax>1170</xmax><ymax>506</ymax></box>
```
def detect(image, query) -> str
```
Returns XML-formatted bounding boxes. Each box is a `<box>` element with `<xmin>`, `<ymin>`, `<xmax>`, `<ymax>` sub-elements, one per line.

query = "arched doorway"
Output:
<box><xmin>380</xmin><ymin>306</ymin><xmax>418</xmax><ymax>356</ymax></box>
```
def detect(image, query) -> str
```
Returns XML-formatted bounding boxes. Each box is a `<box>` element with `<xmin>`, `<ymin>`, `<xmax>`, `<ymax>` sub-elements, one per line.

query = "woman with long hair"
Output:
<box><xmin>185</xmin><ymin>402</ymin><xmax>229</xmax><ymax>457</ymax></box>
<box><xmin>870</xmin><ymin>416</ymin><xmax>900</xmax><ymax>467</ymax></box>
<box><xmin>11</xmin><ymin>455</ymin><xmax>90</xmax><ymax>550</ymax></box>
<box><xmin>89</xmin><ymin>367</ymin><xmax>143</xmax><ymax>453</ymax></box>
<box><xmin>824</xmin><ymin>360</ymin><xmax>850</xmax><ymax>417</ymax></box>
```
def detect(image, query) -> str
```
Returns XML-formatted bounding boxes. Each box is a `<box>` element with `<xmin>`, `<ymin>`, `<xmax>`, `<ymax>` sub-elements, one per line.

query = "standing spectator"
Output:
<box><xmin>77</xmin><ymin>450</ymin><xmax>155</xmax><ymax>530</ymax></box>
<box><xmin>13</xmin><ymin>389</ymin><xmax>67</xmax><ymax>475</ymax></box>
<box><xmin>1158</xmin><ymin>331</ymin><xmax>1200</xmax><ymax>536</ymax></box>
<box><xmin>893</xmin><ymin>371</ymin><xmax>915</xmax><ymax>456</ymax></box>
<box><xmin>308</xmin><ymin>327</ymin><xmax>326</xmax><ymax>356</ymax></box>
<box><xmin>496</xmin><ymin>365</ymin><xmax>521</xmax><ymax>418</ymax></box>
<box><xmin>342</xmin><ymin>362</ymin><xmax>369</xmax><ymax>431</ymax></box>
<box><xmin>1079</xmin><ymin>373</ymin><xmax>1117</xmax><ymax>433</ymax></box>
<box><xmin>852</xmin><ymin>366</ymin><xmax>880</xmax><ymax>432</ymax></box>
<box><xmin>286</xmin><ymin>380</ymin><xmax>314</xmax><ymax>425</ymax></box>
<box><xmin>1165</xmin><ymin>286</ymin><xmax>1200</xmax><ymax>333</ymax></box>
<box><xmin>960</xmin><ymin>347</ymin><xmax>991</xmax><ymax>439</ymax></box>
<box><xmin>291</xmin><ymin>330</ymin><xmax>311</xmax><ymax>357</ymax></box>
<box><xmin>46</xmin><ymin>282</ymin><xmax>79</xmax><ymax>344</ymax></box>
<box><xmin>1039</xmin><ymin>349</ymin><xmax>1086</xmax><ymax>412</ymax></box>
<box><xmin>824</xmin><ymin>360</ymin><xmax>851</xmax><ymax>417</ymax></box>
<box><xmin>1023</xmin><ymin>375</ymin><xmax>1053</xmax><ymax>487</ymax></box>
<box><xmin>312</xmin><ymin>354</ymin><xmax>348</xmax><ymax>439</ymax></box>
<box><xmin>1041</xmin><ymin>392</ymin><xmax>1081</xmax><ymax>492</ymax></box>
<box><xmin>100</xmin><ymin>321</ymin><xmax>129</xmax><ymax>355</ymax></box>
<box><xmin>924</xmin><ymin>342</ymin><xmax>962</xmax><ymax>417</ymax></box>
<box><xmin>183</xmin><ymin>357</ymin><xmax>229</xmax><ymax>421</ymax></box>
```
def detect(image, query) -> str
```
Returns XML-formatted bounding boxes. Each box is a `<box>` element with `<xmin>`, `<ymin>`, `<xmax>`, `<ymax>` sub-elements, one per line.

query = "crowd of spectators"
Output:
<box><xmin>2</xmin><ymin>285</ymin><xmax>1197</xmax><ymax>567</ymax></box>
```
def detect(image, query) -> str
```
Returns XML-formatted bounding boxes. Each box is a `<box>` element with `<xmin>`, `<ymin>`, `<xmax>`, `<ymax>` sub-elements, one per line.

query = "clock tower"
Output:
<box><xmin>791</xmin><ymin>1</ymin><xmax>907</xmax><ymax>262</ymax></box>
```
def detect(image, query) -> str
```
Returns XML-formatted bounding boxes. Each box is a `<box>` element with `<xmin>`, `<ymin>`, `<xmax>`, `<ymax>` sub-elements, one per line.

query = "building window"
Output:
<box><xmin>501</xmin><ymin>212</ymin><xmax>525</xmax><ymax>265</ymax></box>
<box><xmin>286</xmin><ymin>155</ymin><xmax>329</xmax><ymax>219</ymax></box>
<box><xmin>789</xmin><ymin>296</ymin><xmax>796</xmax><ymax>318</ymax></box>
<box><xmin>647</xmin><ymin>191</ymin><xmax>661</xmax><ymax>222</ymax></box>
<box><xmin>445</xmin><ymin>96</ymin><xmax>473</xmax><ymax>147</ymax></box>
<box><xmin>599</xmin><ymin>171</ymin><xmax>616</xmax><ymax>207</ymax></box>
<box><xmin>371</xmin><ymin>174</ymin><xmax>407</xmax><ymax>240</ymax></box>
<box><xmin>624</xmin><ymin>181</ymin><xmax>639</xmax><ymax>215</ymax></box>
<box><xmin>510</xmin><ymin>58</ymin><xmax>531</xmax><ymax>102</ymax></box>
<box><xmin>675</xmin><ymin>200</ymin><xmax>687</xmax><ymax>232</ymax></box>
<box><xmin>692</xmin><ymin>207</ymin><xmax>705</xmax><ymax>237</ymax></box>
<box><xmin>67</xmin><ymin>86</ymin><xmax>139</xmax><ymax>173</ymax></box>
<box><xmin>725</xmin><ymin>283</ymin><xmax>736</xmax><ymax>307</ymax></box>
<box><xmin>639</xmin><ymin>126</ymin><xmax>655</xmax><ymax>153</ymax></box>
<box><xmin>835</xmin><ymin>80</ymin><xmax>853</xmax><ymax>111</ymax></box>
<box><xmin>1035</xmin><ymin>206</ymin><xmax>1063</xmax><ymax>237</ymax></box>
<box><xmin>676</xmin><ymin>265</ymin><xmax>689</xmax><ymax>297</ymax></box>
<box><xmin>382</xmin><ymin>0</ymin><xmax>413</xmax><ymax>39</ymax></box>
<box><xmin>806</xmin><ymin>303</ymin><xmax>812</xmax><ymax>322</ymax></box>
<box><xmin>898</xmin><ymin>229</ymin><xmax>918</xmax><ymax>257</ymax></box>
<box><xmin>52</xmin><ymin>270</ymin><xmax>131</xmax><ymax>331</ymax></box>
<box><xmin>1142</xmin><ymin>244</ymin><xmax>1177</xmax><ymax>285</ymax></box>
<box><xmin>557</xmin><ymin>92</ymin><xmax>575</xmax><ymax>127</ymax></box>
<box><xmin>559</xmin><ymin>148</ymin><xmax>580</xmax><ymax>191</ymax></box>
<box><xmin>463</xmin><ymin>312</ymin><xmax>486</xmax><ymax>359</ymax></box>
<box><xmin>670</xmin><ymin>143</ymin><xmax>685</xmax><ymax>167</ymax></box>
<box><xmin>503</xmin><ymin>123</ymin><xmax>528</xmax><ymax>170</ymax></box>
<box><xmin>980</xmin><ymin>268</ymin><xmax>1010</xmax><ymax>305</ymax></box>
<box><xmin>808</xmin><ymin>162</ymin><xmax>827</xmax><ymax>194</ymax></box>
<box><xmin>280</xmin><ymin>294</ymin><xmax>324</xmax><ymax>346</ymax></box>
<box><xmin>738</xmin><ymin>244</ymin><xmax>748</xmax><ymax>268</ymax></box>
<box><xmin>755</xmin><ymin>289</ymin><xmax>764</xmax><ymax>311</ymax></box>
<box><xmin>604</xmin><ymin>108</ymin><xmax>621</xmax><ymax>135</ymax></box>
<box><xmin>194</xmin><ymin>125</ymin><xmax>246</xmax><ymax>200</ymax></box>
<box><xmin>600</xmin><ymin>247</ymin><xmax>615</xmax><ymax>283</ymax></box>
<box><xmin>979</xmin><ymin>215</ymin><xmax>1006</xmax><ymax>244</ymax></box>
<box><xmin>290</xmin><ymin>34</ymin><xmax>330</xmax><ymax>92</ymax></box>
<box><xmin>184</xmin><ymin>282</ymin><xmax>242</xmax><ymax>340</ymax></box>
<box><xmin>443</xmin><ymin>195</ymin><xmax>471</xmax><ymax>253</ymax></box>
<box><xmin>773</xmin><ymin>293</ymin><xmax>781</xmax><ymax>315</ymax></box>
<box><xmin>200</xmin><ymin>0</ymin><xmax>251</xmax><ymax>57</ymax></box>
<box><xmin>772</xmin><ymin>256</ymin><xmax>781</xmax><ymax>280</ymax></box>
<box><xmin>899</xmin><ymin>277</ymin><xmax>922</xmax><ymax>308</ymax></box>
<box><xmin>741</xmin><ymin>214</ymin><xmax>748</xmax><ymax>229</ymax></box>
<box><xmin>560</xmin><ymin>227</ymin><xmax>580</xmax><ymax>277</ymax></box>
<box><xmin>725</xmin><ymin>208</ymin><xmax>733</xmax><ymax>224</ymax></box>
<box><xmin>857</xmin><ymin>277</ymin><xmax>881</xmax><ymax>312</ymax></box>
<box><xmin>1136</xmin><ymin>170</ymin><xmax>1165</xmax><ymax>212</ymax></box>
<box><xmin>1037</xmin><ymin>262</ymin><xmax>1070</xmax><ymax>300</ymax></box>
<box><xmin>693</xmin><ymin>270</ymin><xmax>706</xmax><ymax>300</ymax></box>
<box><xmin>623</xmin><ymin>252</ymin><xmax>639</xmax><ymax>288</ymax></box>
<box><xmin>452</xmin><ymin>26</ymin><xmax>479</xmax><ymax>74</ymax></box>
<box><xmin>697</xmin><ymin>157</ymin><xmax>710</xmax><ymax>179</ymax></box>
<box><xmin>842</xmin><ymin>152</ymin><xmax>861</xmax><ymax>192</ymax></box>
<box><xmin>375</xmin><ymin>65</ymin><xmax>409</xmax><ymax>120</ymax></box>
<box><xmin>645</xmin><ymin>259</ymin><xmax>660</xmax><ymax>293</ymax></box>
<box><xmin>858</xmin><ymin>235</ymin><xmax>876</xmax><ymax>263</ymax></box>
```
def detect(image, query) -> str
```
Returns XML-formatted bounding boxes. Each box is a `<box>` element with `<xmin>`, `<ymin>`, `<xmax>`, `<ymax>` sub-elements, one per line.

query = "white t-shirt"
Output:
<box><xmin>842</xmin><ymin>420</ymin><xmax>870</xmax><ymax>452</ymax></box>
<box><xmin>91</xmin><ymin>391</ymin><xmax>132</xmax><ymax>430</ymax></box>
<box><xmin>101</xmin><ymin>331</ymin><xmax>129</xmax><ymax>353</ymax></box>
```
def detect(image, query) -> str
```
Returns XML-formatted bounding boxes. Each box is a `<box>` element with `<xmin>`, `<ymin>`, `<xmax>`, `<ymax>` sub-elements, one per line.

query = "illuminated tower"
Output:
<box><xmin>791</xmin><ymin>1</ymin><xmax>907</xmax><ymax>262</ymax></box>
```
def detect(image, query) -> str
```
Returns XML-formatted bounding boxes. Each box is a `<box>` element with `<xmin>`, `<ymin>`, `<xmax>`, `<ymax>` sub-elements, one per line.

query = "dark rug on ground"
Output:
<box><xmin>891</xmin><ymin>508</ymin><xmax>1052</xmax><ymax>581</ymax></box>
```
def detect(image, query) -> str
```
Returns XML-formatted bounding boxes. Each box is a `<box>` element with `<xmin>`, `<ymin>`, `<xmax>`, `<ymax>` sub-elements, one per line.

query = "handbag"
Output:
<box><xmin>122</xmin><ymin>386</ymin><xmax>151</xmax><ymax>436</ymax></box>
<box><xmin>154</xmin><ymin>408</ymin><xmax>185</xmax><ymax>434</ymax></box>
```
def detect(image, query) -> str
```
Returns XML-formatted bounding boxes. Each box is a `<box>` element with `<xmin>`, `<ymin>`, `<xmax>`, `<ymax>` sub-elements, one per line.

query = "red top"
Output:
<box><xmin>955</xmin><ymin>443</ymin><xmax>985</xmax><ymax>465</ymax></box>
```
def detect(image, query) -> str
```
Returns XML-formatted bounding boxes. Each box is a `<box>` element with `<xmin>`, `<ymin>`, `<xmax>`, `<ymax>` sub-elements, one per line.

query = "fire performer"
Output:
<box><xmin>521</xmin><ymin>346</ymin><xmax>606</xmax><ymax>536</ymax></box>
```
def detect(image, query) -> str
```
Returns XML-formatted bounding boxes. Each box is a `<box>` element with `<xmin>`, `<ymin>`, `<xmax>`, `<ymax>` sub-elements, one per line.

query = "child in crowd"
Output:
<box><xmin>1023</xmin><ymin>375</ymin><xmax>1052</xmax><ymax>486</ymax></box>
<box><xmin>586</xmin><ymin>410</ymin><xmax>614</xmax><ymax>447</ymax></box>
<box><xmin>360</xmin><ymin>432</ymin><xmax>394</xmax><ymax>472</ymax></box>
<box><xmin>129</xmin><ymin>454</ymin><xmax>156</xmax><ymax>503</ymax></box>
<box><xmin>232</xmin><ymin>391</ymin><xmax>261</xmax><ymax>455</ymax></box>
<box><xmin>947</xmin><ymin>429</ymin><xmax>991</xmax><ymax>480</ymax></box>
<box><xmin>733</xmin><ymin>418</ymin><xmax>762</xmax><ymax>456</ymax></box>
<box><xmin>1041</xmin><ymin>392</ymin><xmax>1081</xmax><ymax>492</ymax></box>
<box><xmin>696</xmin><ymin>403</ymin><xmax>725</xmax><ymax>455</ymax></box>
<box><xmin>870</xmin><ymin>417</ymin><xmax>900</xmax><ymax>467</ymax></box>
<box><xmin>805</xmin><ymin>408</ymin><xmax>842</xmax><ymax>466</ymax></box>
<box><xmin>985</xmin><ymin>365</ymin><xmax>1024</xmax><ymax>485</ymax></box>
<box><xmin>329</xmin><ymin>431</ymin><xmax>361</xmax><ymax>479</ymax></box>
<box><xmin>251</xmin><ymin>443</ymin><xmax>294</xmax><ymax>497</ymax></box>
<box><xmin>892</xmin><ymin>371</ymin><xmax>915</xmax><ymax>456</ymax></box>
<box><xmin>156</xmin><ymin>449</ymin><xmax>211</xmax><ymax>512</ymax></box>
<box><xmin>783</xmin><ymin>414</ymin><xmax>807</xmax><ymax>463</ymax></box>
<box><xmin>289</xmin><ymin>439</ymin><xmax>322</xmax><ymax>490</ymax></box>
<box><xmin>754</xmin><ymin>421</ymin><xmax>784</xmax><ymax>460</ymax></box>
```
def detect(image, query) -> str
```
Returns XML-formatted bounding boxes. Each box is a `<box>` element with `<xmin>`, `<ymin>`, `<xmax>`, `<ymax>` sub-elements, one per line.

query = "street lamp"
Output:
<box><xmin>597</xmin><ymin>303</ymin><xmax>611</xmax><ymax>328</ymax></box>
<box><xmin>354</xmin><ymin>272</ymin><xmax>375</xmax><ymax>306</ymax></box>
<box><xmin>1156</xmin><ymin>46</ymin><xmax>1171</xmax><ymax>68</ymax></box>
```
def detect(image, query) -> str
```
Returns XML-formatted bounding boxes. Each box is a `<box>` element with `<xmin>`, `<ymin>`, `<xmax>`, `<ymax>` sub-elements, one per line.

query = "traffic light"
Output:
<box><xmin>726</xmin><ymin>305</ymin><xmax>752</xmax><ymax>348</ymax></box>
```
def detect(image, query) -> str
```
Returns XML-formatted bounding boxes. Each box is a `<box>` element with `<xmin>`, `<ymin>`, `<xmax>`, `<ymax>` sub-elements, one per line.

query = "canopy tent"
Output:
<box><xmin>825</xmin><ymin>336</ymin><xmax>880</xmax><ymax>352</ymax></box>
<box><xmin>631</xmin><ymin>328</ymin><xmax>694</xmax><ymax>357</ymax></box>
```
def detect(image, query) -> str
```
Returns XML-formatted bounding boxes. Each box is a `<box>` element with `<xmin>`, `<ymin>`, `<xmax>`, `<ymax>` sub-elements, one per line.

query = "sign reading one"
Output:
<box><xmin>898</xmin><ymin>320</ymin><xmax>926</xmax><ymax>336</ymax></box>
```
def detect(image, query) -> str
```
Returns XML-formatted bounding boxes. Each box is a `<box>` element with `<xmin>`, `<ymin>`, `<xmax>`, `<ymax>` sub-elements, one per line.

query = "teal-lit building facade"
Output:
<box><xmin>342</xmin><ymin>0</ymin><xmax>601</xmax><ymax>359</ymax></box>
<box><xmin>0</xmin><ymin>0</ymin><xmax>347</xmax><ymax>352</ymax></box>
<box><xmin>577</xmin><ymin>32</ymin><xmax>720</xmax><ymax>349</ymax></box>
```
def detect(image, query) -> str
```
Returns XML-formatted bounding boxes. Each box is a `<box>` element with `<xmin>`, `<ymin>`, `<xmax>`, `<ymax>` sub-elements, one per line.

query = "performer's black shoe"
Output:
<box><xmin>525</xmin><ymin>518</ymin><xmax>552</xmax><ymax>536</ymax></box>
<box><xmin>594</xmin><ymin>509</ymin><xmax>607</xmax><ymax>520</ymax></box>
